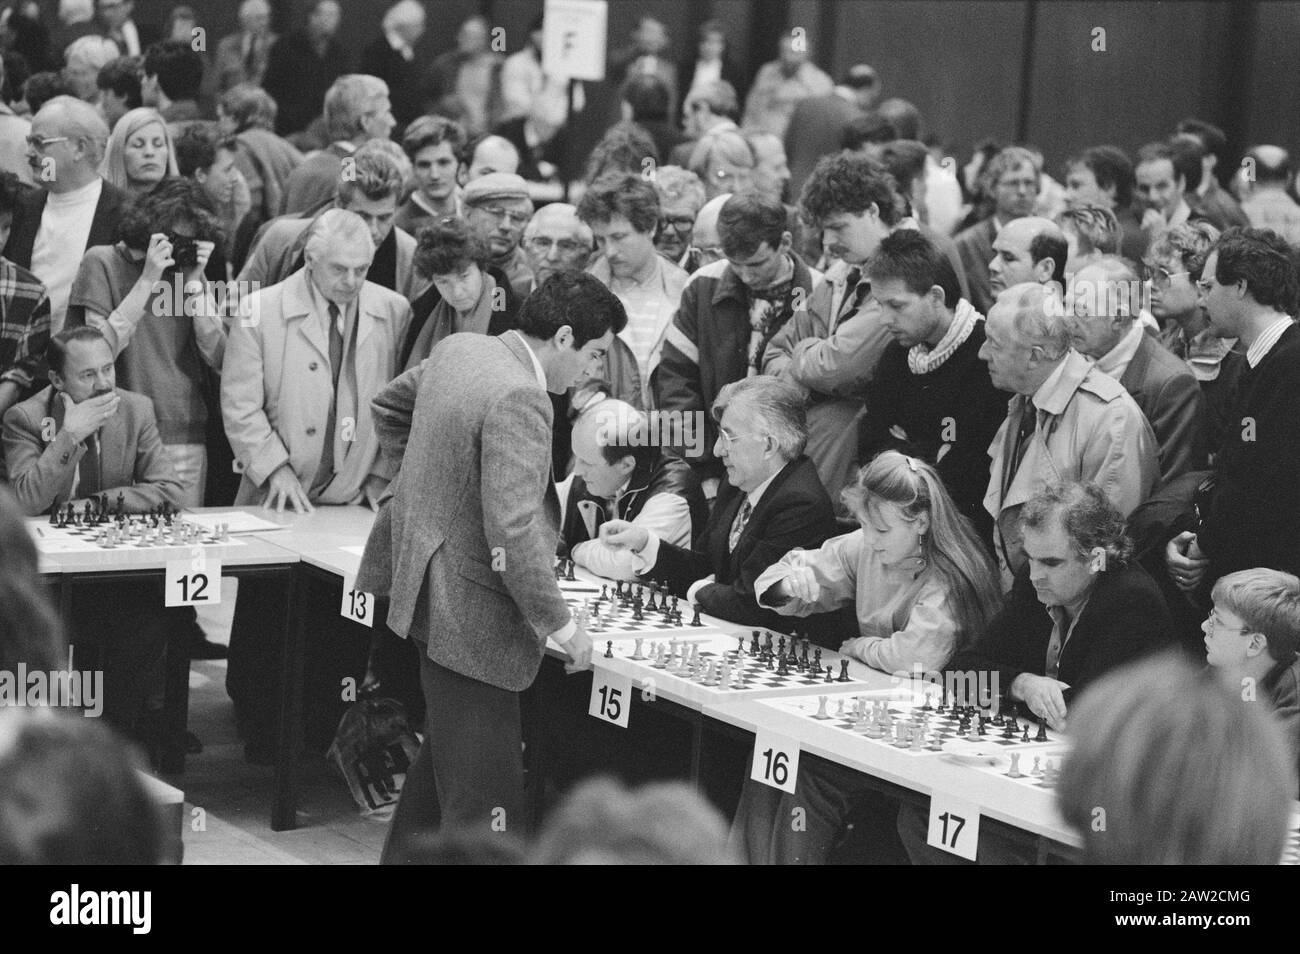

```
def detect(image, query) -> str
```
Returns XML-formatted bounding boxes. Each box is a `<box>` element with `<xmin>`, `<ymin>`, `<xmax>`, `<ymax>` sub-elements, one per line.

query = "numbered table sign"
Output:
<box><xmin>926</xmin><ymin>792</ymin><xmax>981</xmax><ymax>861</ymax></box>
<box><xmin>588</xmin><ymin>669</ymin><xmax>632</xmax><ymax>728</ymax></box>
<box><xmin>750</xmin><ymin>729</ymin><xmax>800</xmax><ymax>793</ymax></box>
<box><xmin>340</xmin><ymin>577</ymin><xmax>375</xmax><ymax>628</ymax></box>
<box><xmin>165</xmin><ymin>556</ymin><xmax>222</xmax><ymax>606</ymax></box>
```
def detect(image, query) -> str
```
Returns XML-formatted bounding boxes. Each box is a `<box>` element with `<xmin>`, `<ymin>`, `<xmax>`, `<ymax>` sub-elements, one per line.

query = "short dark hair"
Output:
<box><xmin>583</xmin><ymin>122</ymin><xmax>659</xmax><ymax>186</ymax></box>
<box><xmin>576</xmin><ymin>172</ymin><xmax>659</xmax><ymax>235</ymax></box>
<box><xmin>1176</xmin><ymin>118</ymin><xmax>1229</xmax><ymax>182</ymax></box>
<box><xmin>1069</xmin><ymin>145</ymin><xmax>1136</xmax><ymax>208</ymax></box>
<box><xmin>623</xmin><ymin>74</ymin><xmax>670</xmax><ymax>124</ymax></box>
<box><xmin>865</xmin><ymin>229</ymin><xmax>962</xmax><ymax>307</ymax></box>
<box><xmin>1169</xmin><ymin>134</ymin><xmax>1205</xmax><ymax>192</ymax></box>
<box><xmin>401</xmin><ymin>114</ymin><xmax>468</xmax><ymax>163</ymax></box>
<box><xmin>0</xmin><ymin>171</ymin><xmax>29</xmax><ymax>218</ymax></box>
<box><xmin>873</xmin><ymin>139</ymin><xmax>929</xmax><ymax>201</ymax></box>
<box><xmin>717</xmin><ymin>193</ymin><xmax>788</xmax><ymax>259</ymax></box>
<box><xmin>1137</xmin><ymin>141</ymin><xmax>1183</xmax><ymax>188</ymax></box>
<box><xmin>96</xmin><ymin>55</ymin><xmax>142</xmax><ymax>109</ymax></box>
<box><xmin>840</xmin><ymin>112</ymin><xmax>896</xmax><ymax>151</ymax></box>
<box><xmin>875</xmin><ymin>98</ymin><xmax>921</xmax><ymax>141</ymax></box>
<box><xmin>142</xmin><ymin>39</ymin><xmax>204</xmax><ymax>103</ymax></box>
<box><xmin>413</xmin><ymin>217</ymin><xmax>487</xmax><ymax>278</ymax></box>
<box><xmin>47</xmin><ymin>326</ymin><xmax>111</xmax><ymax>376</ymax></box>
<box><xmin>174</xmin><ymin>122</ymin><xmax>232</xmax><ymax>178</ymax></box>
<box><xmin>516</xmin><ymin>271</ymin><xmax>627</xmax><ymax>346</ymax></box>
<box><xmin>800</xmin><ymin>152</ymin><xmax>901</xmax><ymax>229</ymax></box>
<box><xmin>1213</xmin><ymin>227</ymin><xmax>1298</xmax><ymax>313</ymax></box>
<box><xmin>117</xmin><ymin>177</ymin><xmax>224</xmax><ymax>251</ymax></box>
<box><xmin>1021</xmin><ymin>481</ymin><xmax>1132</xmax><ymax>567</ymax></box>
<box><xmin>22</xmin><ymin>71</ymin><xmax>70</xmax><ymax>113</ymax></box>
<box><xmin>1030</xmin><ymin>228</ymin><xmax>1069</xmax><ymax>289</ymax></box>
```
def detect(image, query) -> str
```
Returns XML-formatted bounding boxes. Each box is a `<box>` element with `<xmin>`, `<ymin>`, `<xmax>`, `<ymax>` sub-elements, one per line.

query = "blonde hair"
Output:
<box><xmin>1058</xmin><ymin>651</ymin><xmax>1293</xmax><ymax>864</ymax></box>
<box><xmin>1211</xmin><ymin>568</ymin><xmax>1300</xmax><ymax>662</ymax></box>
<box><xmin>100</xmin><ymin>107</ymin><xmax>179</xmax><ymax>193</ymax></box>
<box><xmin>843</xmin><ymin>451</ymin><xmax>1002</xmax><ymax>651</ymax></box>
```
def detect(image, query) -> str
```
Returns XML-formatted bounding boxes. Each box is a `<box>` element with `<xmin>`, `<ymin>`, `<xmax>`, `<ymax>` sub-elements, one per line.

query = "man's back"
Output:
<box><xmin>363</xmin><ymin>332</ymin><xmax>570</xmax><ymax>691</ymax></box>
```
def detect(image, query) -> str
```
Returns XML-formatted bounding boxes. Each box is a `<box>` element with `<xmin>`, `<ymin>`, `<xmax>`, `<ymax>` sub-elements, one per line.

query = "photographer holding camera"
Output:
<box><xmin>65</xmin><ymin>177</ymin><xmax>227</xmax><ymax>510</ymax></box>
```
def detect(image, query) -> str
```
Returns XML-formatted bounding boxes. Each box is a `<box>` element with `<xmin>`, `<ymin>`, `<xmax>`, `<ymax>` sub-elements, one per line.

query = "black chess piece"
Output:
<box><xmin>671</xmin><ymin>595</ymin><xmax>679</xmax><ymax>613</ymax></box>
<box><xmin>115</xmin><ymin>492</ymin><xmax>124</xmax><ymax>517</ymax></box>
<box><xmin>604</xmin><ymin>640</ymin><xmax>613</xmax><ymax>658</ymax></box>
<box><xmin>1035</xmin><ymin>720</ymin><xmax>1048</xmax><ymax>742</ymax></box>
<box><xmin>1021</xmin><ymin>724</ymin><xmax>1030</xmax><ymax>743</ymax></box>
<box><xmin>565</xmin><ymin>559</ymin><xmax>576</xmax><ymax>582</ymax></box>
<box><xmin>632</xmin><ymin>602</ymin><xmax>644</xmax><ymax>622</ymax></box>
<box><xmin>800</xmin><ymin>639</ymin><xmax>810</xmax><ymax>665</ymax></box>
<box><xmin>750</xmin><ymin>631</ymin><xmax>761</xmax><ymax>655</ymax></box>
<box><xmin>646</xmin><ymin>588</ymin><xmax>658</xmax><ymax>612</ymax></box>
<box><xmin>554</xmin><ymin>558</ymin><xmax>564</xmax><ymax>580</ymax></box>
<box><xmin>690</xmin><ymin>605</ymin><xmax>702</xmax><ymax>627</ymax></box>
<box><xmin>49</xmin><ymin>498</ymin><xmax>60</xmax><ymax>525</ymax></box>
<box><xmin>823</xmin><ymin>666</ymin><xmax>833</xmax><ymax>683</ymax></box>
<box><xmin>764</xmin><ymin>632</ymin><xmax>774</xmax><ymax>654</ymax></box>
<box><xmin>837</xmin><ymin>659</ymin><xmax>850</xmax><ymax>682</ymax></box>
<box><xmin>813</xmin><ymin>648</ymin><xmax>823</xmax><ymax>670</ymax></box>
<box><xmin>777</xmin><ymin>654</ymin><xmax>788</xmax><ymax>675</ymax></box>
<box><xmin>600</xmin><ymin>585</ymin><xmax>608</xmax><ymax>601</ymax></box>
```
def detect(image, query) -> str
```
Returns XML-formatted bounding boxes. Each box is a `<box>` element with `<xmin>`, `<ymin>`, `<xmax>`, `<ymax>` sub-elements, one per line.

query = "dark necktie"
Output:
<box><xmin>838</xmin><ymin>267</ymin><xmax>869</xmax><ymax>322</ymax></box>
<box><xmin>1004</xmin><ymin>397</ymin><xmax>1037</xmax><ymax>497</ymax></box>
<box><xmin>311</xmin><ymin>303</ymin><xmax>344</xmax><ymax>497</ymax></box>
<box><xmin>79</xmin><ymin>432</ymin><xmax>101</xmax><ymax>498</ymax></box>
<box><xmin>244</xmin><ymin>36</ymin><xmax>259</xmax><ymax>78</ymax></box>
<box><xmin>728</xmin><ymin>500</ymin><xmax>753</xmax><ymax>552</ymax></box>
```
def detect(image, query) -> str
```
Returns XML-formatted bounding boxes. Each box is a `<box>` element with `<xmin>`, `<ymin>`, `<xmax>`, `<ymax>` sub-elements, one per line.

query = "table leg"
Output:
<box><xmin>272</xmin><ymin>565</ymin><xmax>305</xmax><ymax>831</ymax></box>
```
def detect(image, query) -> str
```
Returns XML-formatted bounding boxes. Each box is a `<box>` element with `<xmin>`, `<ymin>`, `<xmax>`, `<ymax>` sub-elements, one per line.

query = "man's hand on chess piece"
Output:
<box><xmin>61</xmin><ymin>390</ymin><xmax>120</xmax><ymax>443</ymax></box>
<box><xmin>599</xmin><ymin>518</ymin><xmax>650</xmax><ymax>554</ymax></box>
<box><xmin>1165</xmin><ymin>530</ymin><xmax>1208</xmax><ymax>593</ymax></box>
<box><xmin>564</xmin><ymin>617</ymin><xmax>593</xmax><ymax>674</ymax></box>
<box><xmin>1011</xmin><ymin>673</ymin><xmax>1069</xmax><ymax>731</ymax></box>
<box><xmin>264</xmin><ymin>463</ymin><xmax>315</xmax><ymax>513</ymax></box>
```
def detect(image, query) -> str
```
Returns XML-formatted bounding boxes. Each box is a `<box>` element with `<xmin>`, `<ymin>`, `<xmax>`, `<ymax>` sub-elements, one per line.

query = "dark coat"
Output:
<box><xmin>949</xmin><ymin>561</ymin><xmax>1175</xmax><ymax>714</ymax></box>
<box><xmin>2</xmin><ymin>180</ymin><xmax>127</xmax><ymax>271</ymax></box>
<box><xmin>646</xmin><ymin>455</ymin><xmax>838</xmax><ymax>630</ymax></box>
<box><xmin>1118</xmin><ymin>330</ymin><xmax>1205</xmax><ymax>483</ymax></box>
<box><xmin>1197</xmin><ymin>323</ymin><xmax>1300</xmax><ymax>583</ymax></box>
<box><xmin>262</xmin><ymin>32</ymin><xmax>350</xmax><ymax>136</ymax></box>
<box><xmin>859</xmin><ymin>321</ymin><xmax>1010</xmax><ymax>544</ymax></box>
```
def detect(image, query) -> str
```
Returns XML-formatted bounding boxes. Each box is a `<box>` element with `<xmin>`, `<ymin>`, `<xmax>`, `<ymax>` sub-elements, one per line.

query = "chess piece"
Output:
<box><xmin>1007</xmin><ymin>753</ymin><xmax>1023</xmax><ymax>778</ymax></box>
<box><xmin>1031</xmin><ymin>756</ymin><xmax>1042</xmax><ymax>777</ymax></box>
<box><xmin>1021</xmin><ymin>724</ymin><xmax>1031</xmax><ymax>743</ymax></box>
<box><xmin>750</xmin><ymin>631</ymin><xmax>761</xmax><ymax>655</ymax></box>
<box><xmin>565</xmin><ymin>559</ymin><xmax>576</xmax><ymax>581</ymax></box>
<box><xmin>631</xmin><ymin>638</ymin><xmax>646</xmax><ymax>660</ymax></box>
<box><xmin>632</xmin><ymin>602</ymin><xmax>643</xmax><ymax>622</ymax></box>
<box><xmin>690</xmin><ymin>604</ymin><xmax>703</xmax><ymax>627</ymax></box>
<box><xmin>814</xmin><ymin>695</ymin><xmax>829</xmax><ymax>719</ymax></box>
<box><xmin>823</xmin><ymin>666</ymin><xmax>833</xmax><ymax>684</ymax></box>
<box><xmin>604</xmin><ymin>640</ymin><xmax>613</xmax><ymax>658</ymax></box>
<box><xmin>646</xmin><ymin>588</ymin><xmax>658</xmax><ymax>612</ymax></box>
<box><xmin>1035</xmin><ymin>720</ymin><xmax>1048</xmax><ymax>742</ymax></box>
<box><xmin>115</xmin><ymin>492</ymin><xmax>124</xmax><ymax>517</ymax></box>
<box><xmin>837</xmin><ymin>659</ymin><xmax>850</xmax><ymax>682</ymax></box>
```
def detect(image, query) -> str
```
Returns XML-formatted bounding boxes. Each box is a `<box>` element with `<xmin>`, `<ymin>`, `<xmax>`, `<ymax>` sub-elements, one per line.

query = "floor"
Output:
<box><xmin>163</xmin><ymin>593</ymin><xmax>391</xmax><ymax>865</ymax></box>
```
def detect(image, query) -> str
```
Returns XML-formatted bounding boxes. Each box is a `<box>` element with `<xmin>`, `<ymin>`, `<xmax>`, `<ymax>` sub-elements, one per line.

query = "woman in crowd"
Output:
<box><xmin>399</xmin><ymin>217</ymin><xmax>520</xmax><ymax>371</ymax></box>
<box><xmin>100</xmin><ymin>106</ymin><xmax>179</xmax><ymax>199</ymax></box>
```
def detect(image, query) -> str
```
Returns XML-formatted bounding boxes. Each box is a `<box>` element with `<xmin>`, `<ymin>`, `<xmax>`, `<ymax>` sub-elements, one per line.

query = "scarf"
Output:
<box><xmin>908</xmin><ymin>298</ymin><xmax>980</xmax><ymax>375</ymax></box>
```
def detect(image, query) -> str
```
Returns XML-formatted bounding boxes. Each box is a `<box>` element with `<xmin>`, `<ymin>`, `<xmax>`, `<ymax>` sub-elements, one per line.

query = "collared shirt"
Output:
<box><xmin>1246</xmin><ymin>315</ymin><xmax>1294</xmax><ymax>368</ymax></box>
<box><xmin>1044</xmin><ymin>593</ymin><xmax>1091</xmax><ymax>680</ymax></box>
<box><xmin>1093</xmin><ymin>319</ymin><xmax>1145</xmax><ymax>381</ymax></box>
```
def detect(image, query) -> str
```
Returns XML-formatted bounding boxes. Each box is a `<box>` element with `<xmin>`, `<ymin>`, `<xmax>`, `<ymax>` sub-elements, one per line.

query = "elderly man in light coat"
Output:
<box><xmin>980</xmin><ymin>282</ymin><xmax>1159</xmax><ymax>588</ymax></box>
<box><xmin>222</xmin><ymin>208</ymin><xmax>412</xmax><ymax>511</ymax></box>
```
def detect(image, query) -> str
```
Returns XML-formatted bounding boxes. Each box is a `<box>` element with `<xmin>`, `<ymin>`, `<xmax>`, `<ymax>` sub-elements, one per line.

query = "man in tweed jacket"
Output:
<box><xmin>356</xmin><ymin>272</ymin><xmax>626</xmax><ymax>859</ymax></box>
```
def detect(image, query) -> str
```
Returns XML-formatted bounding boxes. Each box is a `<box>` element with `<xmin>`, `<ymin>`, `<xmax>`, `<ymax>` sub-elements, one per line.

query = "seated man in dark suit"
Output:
<box><xmin>1</xmin><ymin>326</ymin><xmax>185</xmax><ymax>748</ymax></box>
<box><xmin>558</xmin><ymin>398</ymin><xmax>708</xmax><ymax>580</ymax></box>
<box><xmin>898</xmin><ymin>480</ymin><xmax>1175</xmax><ymax>864</ymax></box>
<box><xmin>600</xmin><ymin>375</ymin><xmax>839</xmax><ymax>630</ymax></box>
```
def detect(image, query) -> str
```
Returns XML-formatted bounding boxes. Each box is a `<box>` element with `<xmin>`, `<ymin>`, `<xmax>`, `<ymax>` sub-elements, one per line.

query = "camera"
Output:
<box><xmin>168</xmin><ymin>234</ymin><xmax>200</xmax><ymax>271</ymax></box>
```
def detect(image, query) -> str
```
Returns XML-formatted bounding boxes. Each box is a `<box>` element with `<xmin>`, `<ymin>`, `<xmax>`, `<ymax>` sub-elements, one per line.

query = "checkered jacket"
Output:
<box><xmin>0</xmin><ymin>256</ymin><xmax>50</xmax><ymax>392</ymax></box>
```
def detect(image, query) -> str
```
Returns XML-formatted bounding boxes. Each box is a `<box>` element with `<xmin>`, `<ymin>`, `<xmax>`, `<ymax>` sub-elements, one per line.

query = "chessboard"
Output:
<box><xmin>557</xmin><ymin>566</ymin><xmax>709</xmax><ymax>634</ymax></box>
<box><xmin>596</xmin><ymin>629</ymin><xmax>873</xmax><ymax>700</ymax></box>
<box><xmin>757</xmin><ymin>688</ymin><xmax>1063</xmax><ymax>758</ymax></box>
<box><xmin>32</xmin><ymin>516</ymin><xmax>244</xmax><ymax>552</ymax></box>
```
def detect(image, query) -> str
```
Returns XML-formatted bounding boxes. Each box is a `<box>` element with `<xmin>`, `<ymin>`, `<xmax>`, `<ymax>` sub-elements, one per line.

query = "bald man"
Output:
<box><xmin>3</xmin><ymin>95</ymin><xmax>127</xmax><ymax>336</ymax></box>
<box><xmin>462</xmin><ymin>134</ymin><xmax>521</xmax><ymax>182</ymax></box>
<box><xmin>558</xmin><ymin>399</ymin><xmax>706</xmax><ymax>581</ymax></box>
<box><xmin>682</xmin><ymin>192</ymin><xmax>729</xmax><ymax>274</ymax></box>
<box><xmin>523</xmin><ymin>203</ymin><xmax>593</xmax><ymax>291</ymax></box>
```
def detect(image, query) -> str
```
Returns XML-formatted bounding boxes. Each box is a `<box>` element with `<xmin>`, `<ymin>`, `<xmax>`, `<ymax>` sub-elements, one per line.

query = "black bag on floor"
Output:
<box><xmin>326</xmin><ymin>693</ymin><xmax>421</xmax><ymax>815</ymax></box>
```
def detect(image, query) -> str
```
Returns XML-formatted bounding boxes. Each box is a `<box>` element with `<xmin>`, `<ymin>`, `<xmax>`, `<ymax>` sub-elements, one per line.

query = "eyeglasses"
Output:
<box><xmin>1143</xmin><ymin>265</ymin><xmax>1189</xmax><ymax>290</ymax></box>
<box><xmin>658</xmin><ymin>215</ymin><xmax>695</xmax><ymax>234</ymax></box>
<box><xmin>26</xmin><ymin>135</ymin><xmax>69</xmax><ymax>150</ymax></box>
<box><xmin>1206</xmin><ymin>611</ymin><xmax>1252</xmax><ymax>635</ymax></box>
<box><xmin>717</xmin><ymin>427</ymin><xmax>764</xmax><ymax>450</ymax></box>
<box><xmin>480</xmin><ymin>205</ymin><xmax>531</xmax><ymax>227</ymax></box>
<box><xmin>526</xmin><ymin>236</ymin><xmax>586</xmax><ymax>255</ymax></box>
